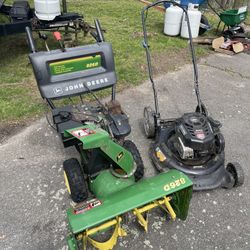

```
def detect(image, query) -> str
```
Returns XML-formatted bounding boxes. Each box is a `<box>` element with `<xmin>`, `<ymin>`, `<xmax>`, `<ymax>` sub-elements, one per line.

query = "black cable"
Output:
<box><xmin>82</xmin><ymin>82</ymin><xmax>109</xmax><ymax>114</ymax></box>
<box><xmin>45</xmin><ymin>112</ymin><xmax>56</xmax><ymax>131</ymax></box>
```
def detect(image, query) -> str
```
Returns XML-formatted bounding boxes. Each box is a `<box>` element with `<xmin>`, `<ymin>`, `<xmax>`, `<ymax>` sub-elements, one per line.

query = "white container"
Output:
<box><xmin>164</xmin><ymin>5</ymin><xmax>183</xmax><ymax>36</ymax></box>
<box><xmin>34</xmin><ymin>0</ymin><xmax>61</xmax><ymax>21</ymax></box>
<box><xmin>180</xmin><ymin>5</ymin><xmax>201</xmax><ymax>39</ymax></box>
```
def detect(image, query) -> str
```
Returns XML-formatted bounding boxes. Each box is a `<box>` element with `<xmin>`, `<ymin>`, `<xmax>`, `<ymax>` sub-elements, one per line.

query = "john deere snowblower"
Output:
<box><xmin>25</xmin><ymin>20</ymin><xmax>193</xmax><ymax>250</ymax></box>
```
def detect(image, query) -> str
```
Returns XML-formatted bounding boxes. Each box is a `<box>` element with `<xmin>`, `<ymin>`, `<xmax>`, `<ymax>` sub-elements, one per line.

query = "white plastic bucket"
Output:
<box><xmin>164</xmin><ymin>5</ymin><xmax>183</xmax><ymax>36</ymax></box>
<box><xmin>34</xmin><ymin>0</ymin><xmax>61</xmax><ymax>21</ymax></box>
<box><xmin>181</xmin><ymin>6</ymin><xmax>201</xmax><ymax>38</ymax></box>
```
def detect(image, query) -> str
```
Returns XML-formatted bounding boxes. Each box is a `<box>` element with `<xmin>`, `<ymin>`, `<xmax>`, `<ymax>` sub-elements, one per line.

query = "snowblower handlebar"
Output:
<box><xmin>25</xmin><ymin>26</ymin><xmax>36</xmax><ymax>53</ymax></box>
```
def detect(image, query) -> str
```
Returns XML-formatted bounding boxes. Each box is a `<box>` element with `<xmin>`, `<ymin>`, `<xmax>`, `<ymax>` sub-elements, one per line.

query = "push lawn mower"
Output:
<box><xmin>26</xmin><ymin>19</ymin><xmax>193</xmax><ymax>249</ymax></box>
<box><xmin>142</xmin><ymin>0</ymin><xmax>244</xmax><ymax>191</ymax></box>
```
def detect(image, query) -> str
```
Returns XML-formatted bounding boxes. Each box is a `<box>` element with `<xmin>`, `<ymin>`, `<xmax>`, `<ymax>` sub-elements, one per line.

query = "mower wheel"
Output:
<box><xmin>226</xmin><ymin>162</ymin><xmax>244</xmax><ymax>188</ymax></box>
<box><xmin>195</xmin><ymin>103</ymin><xmax>208</xmax><ymax>116</ymax></box>
<box><xmin>143</xmin><ymin>106</ymin><xmax>156</xmax><ymax>138</ymax></box>
<box><xmin>123</xmin><ymin>140</ymin><xmax>144</xmax><ymax>181</ymax></box>
<box><xmin>63</xmin><ymin>158</ymin><xmax>88</xmax><ymax>203</ymax></box>
<box><xmin>199</xmin><ymin>15</ymin><xmax>210</xmax><ymax>36</ymax></box>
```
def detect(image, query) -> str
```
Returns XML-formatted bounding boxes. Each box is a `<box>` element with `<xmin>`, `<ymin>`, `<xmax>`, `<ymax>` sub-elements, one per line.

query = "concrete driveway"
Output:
<box><xmin>0</xmin><ymin>53</ymin><xmax>249</xmax><ymax>250</ymax></box>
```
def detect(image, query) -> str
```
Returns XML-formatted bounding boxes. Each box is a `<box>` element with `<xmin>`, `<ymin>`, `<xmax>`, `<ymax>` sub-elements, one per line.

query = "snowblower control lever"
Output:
<box><xmin>25</xmin><ymin>26</ymin><xmax>36</xmax><ymax>53</ymax></box>
<box><xmin>53</xmin><ymin>31</ymin><xmax>65</xmax><ymax>52</ymax></box>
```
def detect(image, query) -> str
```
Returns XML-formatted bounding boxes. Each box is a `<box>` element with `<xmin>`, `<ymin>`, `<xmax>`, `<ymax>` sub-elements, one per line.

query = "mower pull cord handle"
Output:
<box><xmin>25</xmin><ymin>26</ymin><xmax>36</xmax><ymax>53</ymax></box>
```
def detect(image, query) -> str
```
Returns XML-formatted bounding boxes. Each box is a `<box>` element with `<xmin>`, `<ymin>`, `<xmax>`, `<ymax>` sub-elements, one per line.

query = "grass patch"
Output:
<box><xmin>0</xmin><ymin>0</ymin><xmax>212</xmax><ymax>124</ymax></box>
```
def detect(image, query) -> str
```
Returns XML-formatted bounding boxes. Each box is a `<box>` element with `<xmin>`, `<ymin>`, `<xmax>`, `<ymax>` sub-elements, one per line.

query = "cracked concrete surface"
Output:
<box><xmin>0</xmin><ymin>53</ymin><xmax>249</xmax><ymax>250</ymax></box>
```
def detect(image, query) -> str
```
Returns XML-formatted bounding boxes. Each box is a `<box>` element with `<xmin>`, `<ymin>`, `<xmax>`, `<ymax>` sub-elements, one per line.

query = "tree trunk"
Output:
<box><xmin>216</xmin><ymin>0</ymin><xmax>248</xmax><ymax>8</ymax></box>
<box><xmin>233</xmin><ymin>0</ymin><xmax>245</xmax><ymax>8</ymax></box>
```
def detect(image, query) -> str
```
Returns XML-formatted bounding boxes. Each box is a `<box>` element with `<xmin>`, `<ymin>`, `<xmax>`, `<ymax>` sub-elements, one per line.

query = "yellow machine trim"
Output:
<box><xmin>49</xmin><ymin>55</ymin><xmax>101</xmax><ymax>66</ymax></box>
<box><xmin>133</xmin><ymin>196</ymin><xmax>176</xmax><ymax>231</ymax></box>
<box><xmin>76</xmin><ymin>196</ymin><xmax>176</xmax><ymax>250</ymax></box>
<box><xmin>64</xmin><ymin>171</ymin><xmax>71</xmax><ymax>195</ymax></box>
<box><xmin>76</xmin><ymin>217</ymin><xmax>126</xmax><ymax>250</ymax></box>
<box><xmin>156</xmin><ymin>150</ymin><xmax>166</xmax><ymax>162</ymax></box>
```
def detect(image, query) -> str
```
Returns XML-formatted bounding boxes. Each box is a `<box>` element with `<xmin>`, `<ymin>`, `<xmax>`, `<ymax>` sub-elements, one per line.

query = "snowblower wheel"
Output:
<box><xmin>123</xmin><ymin>140</ymin><xmax>144</xmax><ymax>181</ymax></box>
<box><xmin>226</xmin><ymin>162</ymin><xmax>244</xmax><ymax>188</ymax></box>
<box><xmin>63</xmin><ymin>158</ymin><xmax>88</xmax><ymax>203</ymax></box>
<box><xmin>143</xmin><ymin>106</ymin><xmax>156</xmax><ymax>138</ymax></box>
<box><xmin>195</xmin><ymin>103</ymin><xmax>208</xmax><ymax>116</ymax></box>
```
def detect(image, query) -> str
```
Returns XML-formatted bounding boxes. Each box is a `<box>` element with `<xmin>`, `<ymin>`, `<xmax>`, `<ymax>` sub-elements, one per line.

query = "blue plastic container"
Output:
<box><xmin>164</xmin><ymin>0</ymin><xmax>205</xmax><ymax>8</ymax></box>
<box><xmin>164</xmin><ymin>3</ymin><xmax>171</xmax><ymax>8</ymax></box>
<box><xmin>180</xmin><ymin>0</ymin><xmax>189</xmax><ymax>6</ymax></box>
<box><xmin>191</xmin><ymin>0</ymin><xmax>206</xmax><ymax>4</ymax></box>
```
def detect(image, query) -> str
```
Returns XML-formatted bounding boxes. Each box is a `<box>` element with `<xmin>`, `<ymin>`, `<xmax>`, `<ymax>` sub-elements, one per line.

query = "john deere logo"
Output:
<box><xmin>117</xmin><ymin>152</ymin><xmax>124</xmax><ymax>161</ymax></box>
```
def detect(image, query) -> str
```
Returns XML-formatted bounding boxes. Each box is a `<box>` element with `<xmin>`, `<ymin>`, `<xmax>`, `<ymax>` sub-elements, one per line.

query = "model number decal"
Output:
<box><xmin>163</xmin><ymin>178</ymin><xmax>186</xmax><ymax>191</ymax></box>
<box><xmin>86</xmin><ymin>62</ymin><xmax>99</xmax><ymax>68</ymax></box>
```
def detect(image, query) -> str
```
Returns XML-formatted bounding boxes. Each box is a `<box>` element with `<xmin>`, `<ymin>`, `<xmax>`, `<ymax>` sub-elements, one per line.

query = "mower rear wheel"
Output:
<box><xmin>123</xmin><ymin>140</ymin><xmax>144</xmax><ymax>181</ymax></box>
<box><xmin>143</xmin><ymin>106</ymin><xmax>156</xmax><ymax>138</ymax></box>
<box><xmin>199</xmin><ymin>15</ymin><xmax>209</xmax><ymax>36</ymax></box>
<box><xmin>226</xmin><ymin>162</ymin><xmax>244</xmax><ymax>188</ymax></box>
<box><xmin>63</xmin><ymin>158</ymin><xmax>88</xmax><ymax>203</ymax></box>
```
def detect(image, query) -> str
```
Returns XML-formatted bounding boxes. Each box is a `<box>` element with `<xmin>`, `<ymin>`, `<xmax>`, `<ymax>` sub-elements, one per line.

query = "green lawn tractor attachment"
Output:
<box><xmin>25</xmin><ymin>24</ymin><xmax>193</xmax><ymax>250</ymax></box>
<box><xmin>64</xmin><ymin>125</ymin><xmax>193</xmax><ymax>250</ymax></box>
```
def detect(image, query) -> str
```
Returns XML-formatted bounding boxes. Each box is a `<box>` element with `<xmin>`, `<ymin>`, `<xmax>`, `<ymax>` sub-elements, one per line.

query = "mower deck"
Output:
<box><xmin>150</xmin><ymin>143</ymin><xmax>233</xmax><ymax>190</ymax></box>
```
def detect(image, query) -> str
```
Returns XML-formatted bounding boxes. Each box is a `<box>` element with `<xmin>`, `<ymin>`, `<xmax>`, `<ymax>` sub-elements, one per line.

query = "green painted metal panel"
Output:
<box><xmin>89</xmin><ymin>170</ymin><xmax>135</xmax><ymax>199</ymax></box>
<box><xmin>67</xmin><ymin>170</ymin><xmax>193</xmax><ymax>234</ymax></box>
<box><xmin>49</xmin><ymin>54</ymin><xmax>101</xmax><ymax>76</ymax></box>
<box><xmin>67</xmin><ymin>234</ymin><xmax>78</xmax><ymax>250</ymax></box>
<box><xmin>64</xmin><ymin>124</ymin><xmax>109</xmax><ymax>149</ymax></box>
<box><xmin>64</xmin><ymin>125</ymin><xmax>134</xmax><ymax>175</ymax></box>
<box><xmin>100</xmin><ymin>139</ymin><xmax>134</xmax><ymax>175</ymax></box>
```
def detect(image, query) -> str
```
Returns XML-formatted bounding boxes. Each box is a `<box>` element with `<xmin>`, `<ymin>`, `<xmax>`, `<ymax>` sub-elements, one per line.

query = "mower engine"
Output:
<box><xmin>174</xmin><ymin>113</ymin><xmax>223</xmax><ymax>160</ymax></box>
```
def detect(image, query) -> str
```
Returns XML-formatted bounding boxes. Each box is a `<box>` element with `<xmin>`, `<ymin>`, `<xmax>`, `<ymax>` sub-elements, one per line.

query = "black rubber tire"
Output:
<box><xmin>223</xmin><ymin>29</ymin><xmax>234</xmax><ymax>39</ymax></box>
<box><xmin>199</xmin><ymin>15</ymin><xmax>209</xmax><ymax>36</ymax></box>
<box><xmin>143</xmin><ymin>106</ymin><xmax>156</xmax><ymax>138</ymax></box>
<box><xmin>237</xmin><ymin>26</ymin><xmax>245</xmax><ymax>34</ymax></box>
<box><xmin>123</xmin><ymin>140</ymin><xmax>144</xmax><ymax>181</ymax></box>
<box><xmin>226</xmin><ymin>162</ymin><xmax>244</xmax><ymax>188</ymax></box>
<box><xmin>63</xmin><ymin>158</ymin><xmax>88</xmax><ymax>203</ymax></box>
<box><xmin>195</xmin><ymin>103</ymin><xmax>208</xmax><ymax>116</ymax></box>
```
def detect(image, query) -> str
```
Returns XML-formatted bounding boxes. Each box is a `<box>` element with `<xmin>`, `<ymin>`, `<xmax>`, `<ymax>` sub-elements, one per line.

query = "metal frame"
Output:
<box><xmin>142</xmin><ymin>0</ymin><xmax>202</xmax><ymax>125</ymax></box>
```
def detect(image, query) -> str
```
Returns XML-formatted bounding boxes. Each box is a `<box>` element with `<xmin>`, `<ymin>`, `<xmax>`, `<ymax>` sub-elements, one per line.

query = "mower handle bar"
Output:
<box><xmin>141</xmin><ymin>0</ymin><xmax>202</xmax><ymax>115</ymax></box>
<box><xmin>25</xmin><ymin>26</ymin><xmax>36</xmax><ymax>53</ymax></box>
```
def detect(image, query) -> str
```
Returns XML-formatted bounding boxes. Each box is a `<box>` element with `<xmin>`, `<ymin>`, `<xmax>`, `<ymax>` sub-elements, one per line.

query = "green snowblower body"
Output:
<box><xmin>64</xmin><ymin>124</ymin><xmax>193</xmax><ymax>250</ymax></box>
